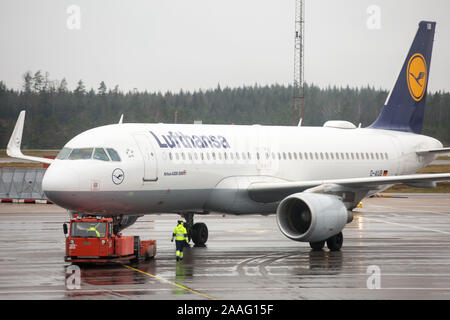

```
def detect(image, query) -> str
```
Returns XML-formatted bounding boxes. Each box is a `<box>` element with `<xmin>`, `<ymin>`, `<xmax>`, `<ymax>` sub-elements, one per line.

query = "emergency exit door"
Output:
<box><xmin>133</xmin><ymin>133</ymin><xmax>158</xmax><ymax>182</ymax></box>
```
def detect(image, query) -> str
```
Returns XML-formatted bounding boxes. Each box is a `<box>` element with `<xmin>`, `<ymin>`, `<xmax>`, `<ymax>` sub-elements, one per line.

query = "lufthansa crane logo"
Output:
<box><xmin>406</xmin><ymin>53</ymin><xmax>427</xmax><ymax>101</ymax></box>
<box><xmin>112</xmin><ymin>168</ymin><xmax>125</xmax><ymax>185</ymax></box>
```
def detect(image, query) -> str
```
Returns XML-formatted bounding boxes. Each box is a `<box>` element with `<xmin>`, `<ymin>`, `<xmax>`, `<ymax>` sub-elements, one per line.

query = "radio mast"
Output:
<box><xmin>292</xmin><ymin>0</ymin><xmax>305</xmax><ymax>125</ymax></box>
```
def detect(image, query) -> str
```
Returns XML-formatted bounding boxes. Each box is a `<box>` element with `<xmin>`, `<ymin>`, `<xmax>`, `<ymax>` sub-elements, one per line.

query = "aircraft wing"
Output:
<box><xmin>416</xmin><ymin>147</ymin><xmax>450</xmax><ymax>155</ymax></box>
<box><xmin>248</xmin><ymin>173</ymin><xmax>450</xmax><ymax>203</ymax></box>
<box><xmin>6</xmin><ymin>111</ymin><xmax>54</xmax><ymax>165</ymax></box>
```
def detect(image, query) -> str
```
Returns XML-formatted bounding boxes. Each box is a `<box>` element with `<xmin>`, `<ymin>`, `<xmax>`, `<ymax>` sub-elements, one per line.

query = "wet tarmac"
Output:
<box><xmin>1</xmin><ymin>194</ymin><xmax>450</xmax><ymax>300</ymax></box>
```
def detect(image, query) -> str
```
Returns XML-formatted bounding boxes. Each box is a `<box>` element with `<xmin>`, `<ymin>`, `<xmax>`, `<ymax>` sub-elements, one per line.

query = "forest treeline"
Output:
<box><xmin>0</xmin><ymin>71</ymin><xmax>449</xmax><ymax>149</ymax></box>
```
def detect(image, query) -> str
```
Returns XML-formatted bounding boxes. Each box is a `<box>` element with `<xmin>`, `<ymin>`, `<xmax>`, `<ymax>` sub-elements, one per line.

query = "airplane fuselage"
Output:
<box><xmin>42</xmin><ymin>123</ymin><xmax>441</xmax><ymax>216</ymax></box>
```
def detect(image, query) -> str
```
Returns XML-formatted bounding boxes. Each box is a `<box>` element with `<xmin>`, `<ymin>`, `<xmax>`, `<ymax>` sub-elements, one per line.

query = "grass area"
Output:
<box><xmin>385</xmin><ymin>182</ymin><xmax>450</xmax><ymax>193</ymax></box>
<box><xmin>437</xmin><ymin>156</ymin><xmax>450</xmax><ymax>160</ymax></box>
<box><xmin>0</xmin><ymin>162</ymin><xmax>44</xmax><ymax>168</ymax></box>
<box><xmin>0</xmin><ymin>149</ymin><xmax>58</xmax><ymax>157</ymax></box>
<box><xmin>384</xmin><ymin>164</ymin><xmax>450</xmax><ymax>193</ymax></box>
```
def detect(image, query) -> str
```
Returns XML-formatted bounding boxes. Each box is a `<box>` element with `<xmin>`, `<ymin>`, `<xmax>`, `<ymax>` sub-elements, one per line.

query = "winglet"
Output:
<box><xmin>6</xmin><ymin>111</ymin><xmax>54</xmax><ymax>165</ymax></box>
<box><xmin>7</xmin><ymin>110</ymin><xmax>26</xmax><ymax>159</ymax></box>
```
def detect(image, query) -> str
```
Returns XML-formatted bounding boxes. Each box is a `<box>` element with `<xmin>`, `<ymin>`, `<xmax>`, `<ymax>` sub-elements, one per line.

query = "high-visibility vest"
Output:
<box><xmin>88</xmin><ymin>227</ymin><xmax>100</xmax><ymax>238</ymax></box>
<box><xmin>173</xmin><ymin>224</ymin><xmax>187</xmax><ymax>241</ymax></box>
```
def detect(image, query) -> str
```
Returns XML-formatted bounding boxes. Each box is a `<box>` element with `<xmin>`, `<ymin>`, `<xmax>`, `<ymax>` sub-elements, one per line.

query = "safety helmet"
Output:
<box><xmin>177</xmin><ymin>220</ymin><xmax>183</xmax><ymax>225</ymax></box>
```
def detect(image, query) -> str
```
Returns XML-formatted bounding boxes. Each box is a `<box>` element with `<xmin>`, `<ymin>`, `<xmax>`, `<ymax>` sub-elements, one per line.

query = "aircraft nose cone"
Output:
<box><xmin>42</xmin><ymin>164</ymin><xmax>79</xmax><ymax>201</ymax></box>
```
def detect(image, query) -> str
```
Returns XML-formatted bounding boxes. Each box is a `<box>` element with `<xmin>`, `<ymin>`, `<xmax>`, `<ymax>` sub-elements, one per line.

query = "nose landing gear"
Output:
<box><xmin>182</xmin><ymin>213</ymin><xmax>209</xmax><ymax>247</ymax></box>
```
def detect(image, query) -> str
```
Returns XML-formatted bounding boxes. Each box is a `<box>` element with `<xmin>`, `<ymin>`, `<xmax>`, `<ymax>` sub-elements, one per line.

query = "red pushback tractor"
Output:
<box><xmin>63</xmin><ymin>216</ymin><xmax>156</xmax><ymax>263</ymax></box>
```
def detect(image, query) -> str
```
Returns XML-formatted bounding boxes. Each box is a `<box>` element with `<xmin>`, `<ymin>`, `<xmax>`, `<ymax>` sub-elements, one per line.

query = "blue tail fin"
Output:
<box><xmin>370</xmin><ymin>21</ymin><xmax>436</xmax><ymax>134</ymax></box>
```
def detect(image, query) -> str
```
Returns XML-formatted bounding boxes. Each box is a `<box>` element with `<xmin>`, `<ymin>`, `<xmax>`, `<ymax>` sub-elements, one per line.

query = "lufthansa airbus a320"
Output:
<box><xmin>7</xmin><ymin>21</ymin><xmax>450</xmax><ymax>251</ymax></box>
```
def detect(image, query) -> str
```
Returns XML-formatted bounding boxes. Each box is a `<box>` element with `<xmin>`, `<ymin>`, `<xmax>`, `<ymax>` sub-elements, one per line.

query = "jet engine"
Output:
<box><xmin>276</xmin><ymin>192</ymin><xmax>351</xmax><ymax>243</ymax></box>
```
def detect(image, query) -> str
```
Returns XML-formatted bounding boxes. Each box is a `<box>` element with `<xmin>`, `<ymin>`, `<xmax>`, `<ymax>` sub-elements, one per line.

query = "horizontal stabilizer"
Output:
<box><xmin>416</xmin><ymin>147</ymin><xmax>450</xmax><ymax>155</ymax></box>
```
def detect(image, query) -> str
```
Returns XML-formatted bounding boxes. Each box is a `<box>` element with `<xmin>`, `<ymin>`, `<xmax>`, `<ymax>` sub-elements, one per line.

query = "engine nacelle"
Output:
<box><xmin>276</xmin><ymin>193</ymin><xmax>350</xmax><ymax>243</ymax></box>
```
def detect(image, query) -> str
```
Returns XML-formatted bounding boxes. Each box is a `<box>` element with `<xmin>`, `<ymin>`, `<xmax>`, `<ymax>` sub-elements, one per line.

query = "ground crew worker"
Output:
<box><xmin>88</xmin><ymin>226</ymin><xmax>101</xmax><ymax>237</ymax></box>
<box><xmin>171</xmin><ymin>220</ymin><xmax>189</xmax><ymax>261</ymax></box>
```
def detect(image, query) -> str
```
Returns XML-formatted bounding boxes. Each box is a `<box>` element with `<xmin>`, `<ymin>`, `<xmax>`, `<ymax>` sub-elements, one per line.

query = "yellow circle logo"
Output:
<box><xmin>407</xmin><ymin>53</ymin><xmax>427</xmax><ymax>101</ymax></box>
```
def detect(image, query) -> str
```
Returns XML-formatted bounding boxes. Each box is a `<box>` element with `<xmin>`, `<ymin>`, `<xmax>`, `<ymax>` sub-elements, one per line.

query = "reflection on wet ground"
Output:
<box><xmin>1</xmin><ymin>194</ymin><xmax>450</xmax><ymax>299</ymax></box>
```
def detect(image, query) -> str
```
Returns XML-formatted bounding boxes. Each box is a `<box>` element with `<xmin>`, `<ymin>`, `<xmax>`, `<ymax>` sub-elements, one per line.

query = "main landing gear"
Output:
<box><xmin>309</xmin><ymin>232</ymin><xmax>343</xmax><ymax>251</ymax></box>
<box><xmin>182</xmin><ymin>213</ymin><xmax>208</xmax><ymax>247</ymax></box>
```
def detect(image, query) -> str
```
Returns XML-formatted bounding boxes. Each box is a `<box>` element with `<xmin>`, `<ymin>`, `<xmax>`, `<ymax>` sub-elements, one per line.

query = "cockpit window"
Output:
<box><xmin>106</xmin><ymin>148</ymin><xmax>121</xmax><ymax>162</ymax></box>
<box><xmin>93</xmin><ymin>148</ymin><xmax>110</xmax><ymax>161</ymax></box>
<box><xmin>68</xmin><ymin>148</ymin><xmax>93</xmax><ymax>160</ymax></box>
<box><xmin>56</xmin><ymin>147</ymin><xmax>72</xmax><ymax>160</ymax></box>
<box><xmin>71</xmin><ymin>222</ymin><xmax>107</xmax><ymax>238</ymax></box>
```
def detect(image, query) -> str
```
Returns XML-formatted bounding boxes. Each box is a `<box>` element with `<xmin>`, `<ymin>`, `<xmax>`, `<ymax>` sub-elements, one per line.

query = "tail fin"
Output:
<box><xmin>370</xmin><ymin>21</ymin><xmax>436</xmax><ymax>134</ymax></box>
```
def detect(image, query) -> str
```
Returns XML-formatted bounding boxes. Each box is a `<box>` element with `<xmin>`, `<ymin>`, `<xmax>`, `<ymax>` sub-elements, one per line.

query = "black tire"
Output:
<box><xmin>192</xmin><ymin>222</ymin><xmax>208</xmax><ymax>246</ymax></box>
<box><xmin>309</xmin><ymin>240</ymin><xmax>325</xmax><ymax>250</ymax></box>
<box><xmin>326</xmin><ymin>232</ymin><xmax>343</xmax><ymax>251</ymax></box>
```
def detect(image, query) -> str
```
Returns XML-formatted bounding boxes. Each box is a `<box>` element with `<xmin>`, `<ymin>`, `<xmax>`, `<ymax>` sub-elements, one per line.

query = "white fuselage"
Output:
<box><xmin>42</xmin><ymin>123</ymin><xmax>442</xmax><ymax>216</ymax></box>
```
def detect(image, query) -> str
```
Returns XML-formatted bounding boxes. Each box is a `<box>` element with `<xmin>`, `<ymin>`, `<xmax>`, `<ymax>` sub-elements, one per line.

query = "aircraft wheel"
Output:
<box><xmin>309</xmin><ymin>240</ymin><xmax>325</xmax><ymax>250</ymax></box>
<box><xmin>326</xmin><ymin>232</ymin><xmax>343</xmax><ymax>251</ymax></box>
<box><xmin>192</xmin><ymin>223</ymin><xmax>208</xmax><ymax>246</ymax></box>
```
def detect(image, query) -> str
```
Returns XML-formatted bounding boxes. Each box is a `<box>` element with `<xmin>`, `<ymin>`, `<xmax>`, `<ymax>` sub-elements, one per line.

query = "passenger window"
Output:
<box><xmin>336</xmin><ymin>153</ymin><xmax>339</xmax><ymax>160</ymax></box>
<box><xmin>288</xmin><ymin>152</ymin><xmax>292</xmax><ymax>160</ymax></box>
<box><xmin>304</xmin><ymin>153</ymin><xmax>308</xmax><ymax>160</ymax></box>
<box><xmin>106</xmin><ymin>148</ymin><xmax>121</xmax><ymax>162</ymax></box>
<box><xmin>361</xmin><ymin>153</ymin><xmax>365</xmax><ymax>160</ymax></box>
<box><xmin>299</xmin><ymin>152</ymin><xmax>302</xmax><ymax>160</ymax></box>
<box><xmin>56</xmin><ymin>147</ymin><xmax>72</xmax><ymax>160</ymax></box>
<box><xmin>380</xmin><ymin>153</ymin><xmax>384</xmax><ymax>160</ymax></box>
<box><xmin>385</xmin><ymin>152</ymin><xmax>389</xmax><ymax>160</ymax></box>
<box><xmin>69</xmin><ymin>148</ymin><xmax>93</xmax><ymax>160</ymax></box>
<box><xmin>93</xmin><ymin>148</ymin><xmax>110</xmax><ymax>161</ymax></box>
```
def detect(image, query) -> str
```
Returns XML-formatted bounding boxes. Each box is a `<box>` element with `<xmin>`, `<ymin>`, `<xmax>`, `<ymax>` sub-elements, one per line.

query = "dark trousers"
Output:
<box><xmin>175</xmin><ymin>240</ymin><xmax>185</xmax><ymax>252</ymax></box>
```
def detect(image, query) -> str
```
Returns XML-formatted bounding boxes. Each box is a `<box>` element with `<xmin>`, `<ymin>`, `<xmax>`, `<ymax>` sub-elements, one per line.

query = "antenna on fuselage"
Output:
<box><xmin>297</xmin><ymin>118</ymin><xmax>303</xmax><ymax>126</ymax></box>
<box><xmin>118</xmin><ymin>114</ymin><xmax>124</xmax><ymax>124</ymax></box>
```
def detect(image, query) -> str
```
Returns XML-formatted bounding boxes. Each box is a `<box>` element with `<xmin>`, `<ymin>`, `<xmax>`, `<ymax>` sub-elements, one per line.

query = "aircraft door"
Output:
<box><xmin>133</xmin><ymin>133</ymin><xmax>158</xmax><ymax>182</ymax></box>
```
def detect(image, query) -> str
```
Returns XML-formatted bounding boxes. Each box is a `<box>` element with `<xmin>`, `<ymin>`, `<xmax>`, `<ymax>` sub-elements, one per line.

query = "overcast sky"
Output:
<box><xmin>1</xmin><ymin>0</ymin><xmax>450</xmax><ymax>93</ymax></box>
